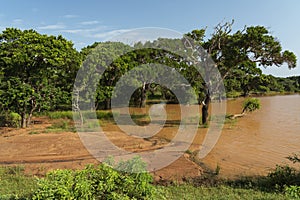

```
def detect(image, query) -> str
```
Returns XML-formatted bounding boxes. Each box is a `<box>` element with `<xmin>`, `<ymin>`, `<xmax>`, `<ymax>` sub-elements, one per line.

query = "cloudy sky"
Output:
<box><xmin>0</xmin><ymin>0</ymin><xmax>299</xmax><ymax>77</ymax></box>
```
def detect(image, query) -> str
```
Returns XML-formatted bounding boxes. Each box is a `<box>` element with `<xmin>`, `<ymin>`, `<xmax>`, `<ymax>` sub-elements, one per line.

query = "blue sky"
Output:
<box><xmin>0</xmin><ymin>0</ymin><xmax>299</xmax><ymax>77</ymax></box>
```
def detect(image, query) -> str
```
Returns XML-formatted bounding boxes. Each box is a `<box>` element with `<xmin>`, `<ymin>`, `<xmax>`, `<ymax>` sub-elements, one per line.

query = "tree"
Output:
<box><xmin>78</xmin><ymin>42</ymin><xmax>133</xmax><ymax>110</ymax></box>
<box><xmin>80</xmin><ymin>40</ymin><xmax>197</xmax><ymax>109</ymax></box>
<box><xmin>229</xmin><ymin>98</ymin><xmax>261</xmax><ymax>119</ymax></box>
<box><xmin>0</xmin><ymin>28</ymin><xmax>81</xmax><ymax>127</ymax></box>
<box><xmin>188</xmin><ymin>21</ymin><xmax>297</xmax><ymax>124</ymax></box>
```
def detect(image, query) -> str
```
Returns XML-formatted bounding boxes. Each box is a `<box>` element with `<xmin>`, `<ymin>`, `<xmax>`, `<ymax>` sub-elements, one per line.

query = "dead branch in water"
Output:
<box><xmin>228</xmin><ymin>113</ymin><xmax>246</xmax><ymax>119</ymax></box>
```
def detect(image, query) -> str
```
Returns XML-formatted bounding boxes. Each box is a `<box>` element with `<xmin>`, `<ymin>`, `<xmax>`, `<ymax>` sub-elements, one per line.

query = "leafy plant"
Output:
<box><xmin>0</xmin><ymin>166</ymin><xmax>37</xmax><ymax>199</ymax></box>
<box><xmin>265</xmin><ymin>165</ymin><xmax>300</xmax><ymax>191</ymax></box>
<box><xmin>1</xmin><ymin>112</ymin><xmax>22</xmax><ymax>128</ymax></box>
<box><xmin>242</xmin><ymin>98</ymin><xmax>261</xmax><ymax>113</ymax></box>
<box><xmin>284</xmin><ymin>185</ymin><xmax>300</xmax><ymax>198</ymax></box>
<box><xmin>32</xmin><ymin>157</ymin><xmax>156</xmax><ymax>200</ymax></box>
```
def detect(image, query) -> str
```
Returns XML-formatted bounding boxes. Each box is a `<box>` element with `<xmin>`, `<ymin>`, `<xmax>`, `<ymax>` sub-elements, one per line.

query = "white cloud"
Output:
<box><xmin>63</xmin><ymin>14</ymin><xmax>78</xmax><ymax>19</ymax></box>
<box><xmin>92</xmin><ymin>28</ymin><xmax>182</xmax><ymax>43</ymax></box>
<box><xmin>92</xmin><ymin>29</ymin><xmax>132</xmax><ymax>40</ymax></box>
<box><xmin>38</xmin><ymin>23</ymin><xmax>66</xmax><ymax>30</ymax></box>
<box><xmin>79</xmin><ymin>20</ymin><xmax>100</xmax><ymax>25</ymax></box>
<box><xmin>61</xmin><ymin>29</ymin><xmax>84</xmax><ymax>34</ymax></box>
<box><xmin>61</xmin><ymin>26</ymin><xmax>108</xmax><ymax>37</ymax></box>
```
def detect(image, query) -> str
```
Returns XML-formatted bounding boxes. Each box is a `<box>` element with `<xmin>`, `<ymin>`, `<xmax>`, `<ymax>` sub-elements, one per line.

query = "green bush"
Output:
<box><xmin>0</xmin><ymin>112</ymin><xmax>22</xmax><ymax>128</ymax></box>
<box><xmin>242</xmin><ymin>98</ymin><xmax>261</xmax><ymax>113</ymax></box>
<box><xmin>284</xmin><ymin>185</ymin><xmax>300</xmax><ymax>198</ymax></box>
<box><xmin>32</xmin><ymin>157</ymin><xmax>156</xmax><ymax>200</ymax></box>
<box><xmin>266</xmin><ymin>165</ymin><xmax>300</xmax><ymax>191</ymax></box>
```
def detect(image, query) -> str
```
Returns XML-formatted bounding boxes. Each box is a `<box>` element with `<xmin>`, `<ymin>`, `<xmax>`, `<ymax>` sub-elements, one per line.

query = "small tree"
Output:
<box><xmin>242</xmin><ymin>98</ymin><xmax>261</xmax><ymax>114</ymax></box>
<box><xmin>229</xmin><ymin>98</ymin><xmax>261</xmax><ymax>119</ymax></box>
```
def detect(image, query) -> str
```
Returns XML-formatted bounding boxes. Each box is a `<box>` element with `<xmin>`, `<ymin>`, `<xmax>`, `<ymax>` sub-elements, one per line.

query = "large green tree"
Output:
<box><xmin>188</xmin><ymin>21</ymin><xmax>297</xmax><ymax>124</ymax></box>
<box><xmin>0</xmin><ymin>28</ymin><xmax>81</xmax><ymax>127</ymax></box>
<box><xmin>77</xmin><ymin>42</ymin><xmax>132</xmax><ymax>111</ymax></box>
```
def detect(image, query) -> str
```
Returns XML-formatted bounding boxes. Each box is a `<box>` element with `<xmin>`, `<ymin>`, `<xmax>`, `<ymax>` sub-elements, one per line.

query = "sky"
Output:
<box><xmin>0</xmin><ymin>0</ymin><xmax>299</xmax><ymax>77</ymax></box>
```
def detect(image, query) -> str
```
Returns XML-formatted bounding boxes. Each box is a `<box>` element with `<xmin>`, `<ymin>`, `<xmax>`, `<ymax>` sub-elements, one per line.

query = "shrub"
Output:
<box><xmin>0</xmin><ymin>112</ymin><xmax>22</xmax><ymax>128</ymax></box>
<box><xmin>284</xmin><ymin>185</ymin><xmax>300</xmax><ymax>198</ymax></box>
<box><xmin>264</xmin><ymin>165</ymin><xmax>300</xmax><ymax>191</ymax></box>
<box><xmin>32</xmin><ymin>157</ymin><xmax>156</xmax><ymax>200</ymax></box>
<box><xmin>242</xmin><ymin>98</ymin><xmax>261</xmax><ymax>113</ymax></box>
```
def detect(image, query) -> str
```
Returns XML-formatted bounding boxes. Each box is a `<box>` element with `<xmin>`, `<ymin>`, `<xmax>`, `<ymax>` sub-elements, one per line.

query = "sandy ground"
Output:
<box><xmin>0</xmin><ymin>117</ymin><xmax>202</xmax><ymax>181</ymax></box>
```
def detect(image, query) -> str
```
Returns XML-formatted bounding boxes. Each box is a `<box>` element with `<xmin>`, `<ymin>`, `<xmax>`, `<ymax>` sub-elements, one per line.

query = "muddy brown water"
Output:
<box><xmin>201</xmin><ymin>94</ymin><xmax>300</xmax><ymax>178</ymax></box>
<box><xmin>125</xmin><ymin>95</ymin><xmax>300</xmax><ymax>178</ymax></box>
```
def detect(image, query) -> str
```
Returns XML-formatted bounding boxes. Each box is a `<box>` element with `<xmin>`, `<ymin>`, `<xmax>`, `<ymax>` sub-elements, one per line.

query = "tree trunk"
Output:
<box><xmin>202</xmin><ymin>92</ymin><xmax>211</xmax><ymax>125</ymax></box>
<box><xmin>21</xmin><ymin>112</ymin><xmax>27</xmax><ymax>128</ymax></box>
<box><xmin>104</xmin><ymin>98</ymin><xmax>111</xmax><ymax>110</ymax></box>
<box><xmin>27</xmin><ymin>113</ymin><xmax>32</xmax><ymax>127</ymax></box>
<box><xmin>139</xmin><ymin>82</ymin><xmax>147</xmax><ymax>108</ymax></box>
<box><xmin>27</xmin><ymin>102</ymin><xmax>37</xmax><ymax>127</ymax></box>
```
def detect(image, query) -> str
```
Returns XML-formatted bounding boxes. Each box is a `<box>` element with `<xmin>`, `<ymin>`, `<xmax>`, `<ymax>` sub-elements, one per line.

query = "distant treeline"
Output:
<box><xmin>225</xmin><ymin>74</ymin><xmax>300</xmax><ymax>97</ymax></box>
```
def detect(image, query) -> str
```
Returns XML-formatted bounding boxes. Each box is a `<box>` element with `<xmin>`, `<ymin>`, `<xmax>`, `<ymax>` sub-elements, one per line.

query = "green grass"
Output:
<box><xmin>45</xmin><ymin>120</ymin><xmax>76</xmax><ymax>133</ymax></box>
<box><xmin>46</xmin><ymin>111</ymin><xmax>73</xmax><ymax>119</ymax></box>
<box><xmin>159</xmin><ymin>184</ymin><xmax>289</xmax><ymax>200</ymax></box>
<box><xmin>47</xmin><ymin>110</ymin><xmax>115</xmax><ymax>120</ymax></box>
<box><xmin>226</xmin><ymin>91</ymin><xmax>243</xmax><ymax>98</ymax></box>
<box><xmin>0</xmin><ymin>165</ymin><xmax>298</xmax><ymax>200</ymax></box>
<box><xmin>0</xmin><ymin>166</ymin><xmax>37</xmax><ymax>199</ymax></box>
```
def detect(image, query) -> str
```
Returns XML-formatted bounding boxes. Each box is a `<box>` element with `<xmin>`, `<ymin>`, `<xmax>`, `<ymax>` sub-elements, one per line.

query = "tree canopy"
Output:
<box><xmin>0</xmin><ymin>28</ymin><xmax>81</xmax><ymax>127</ymax></box>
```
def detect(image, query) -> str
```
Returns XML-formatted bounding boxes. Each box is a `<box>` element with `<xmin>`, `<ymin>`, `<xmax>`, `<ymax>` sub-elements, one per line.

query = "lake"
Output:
<box><xmin>201</xmin><ymin>94</ymin><xmax>300</xmax><ymax>177</ymax></box>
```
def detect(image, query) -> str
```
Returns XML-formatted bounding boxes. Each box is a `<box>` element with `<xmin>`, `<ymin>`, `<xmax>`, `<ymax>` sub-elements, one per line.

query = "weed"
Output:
<box><xmin>29</xmin><ymin>131</ymin><xmax>40</xmax><ymax>135</ymax></box>
<box><xmin>46</xmin><ymin>120</ymin><xmax>75</xmax><ymax>133</ymax></box>
<box><xmin>215</xmin><ymin>164</ymin><xmax>221</xmax><ymax>175</ymax></box>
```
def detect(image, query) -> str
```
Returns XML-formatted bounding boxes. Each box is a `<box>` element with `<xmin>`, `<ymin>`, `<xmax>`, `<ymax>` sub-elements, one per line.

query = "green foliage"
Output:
<box><xmin>229</xmin><ymin>164</ymin><xmax>300</xmax><ymax>194</ymax></box>
<box><xmin>160</xmin><ymin>184</ymin><xmax>288</xmax><ymax>200</ymax></box>
<box><xmin>47</xmin><ymin>111</ymin><xmax>74</xmax><ymax>120</ymax></box>
<box><xmin>32</xmin><ymin>157</ymin><xmax>156</xmax><ymax>200</ymax></box>
<box><xmin>47</xmin><ymin>110</ymin><xmax>114</xmax><ymax>120</ymax></box>
<box><xmin>7</xmin><ymin>112</ymin><xmax>22</xmax><ymax>128</ymax></box>
<box><xmin>242</xmin><ymin>98</ymin><xmax>261</xmax><ymax>113</ymax></box>
<box><xmin>46</xmin><ymin>121</ymin><xmax>75</xmax><ymax>133</ymax></box>
<box><xmin>266</xmin><ymin>165</ymin><xmax>300</xmax><ymax>191</ymax></box>
<box><xmin>0</xmin><ymin>112</ymin><xmax>21</xmax><ymax>128</ymax></box>
<box><xmin>225</xmin><ymin>91</ymin><xmax>242</xmax><ymax>98</ymax></box>
<box><xmin>0</xmin><ymin>28</ymin><xmax>81</xmax><ymax>127</ymax></box>
<box><xmin>284</xmin><ymin>185</ymin><xmax>300</xmax><ymax>198</ymax></box>
<box><xmin>95</xmin><ymin>111</ymin><xmax>114</xmax><ymax>120</ymax></box>
<box><xmin>1</xmin><ymin>163</ymin><xmax>299</xmax><ymax>200</ymax></box>
<box><xmin>0</xmin><ymin>166</ymin><xmax>37</xmax><ymax>199</ymax></box>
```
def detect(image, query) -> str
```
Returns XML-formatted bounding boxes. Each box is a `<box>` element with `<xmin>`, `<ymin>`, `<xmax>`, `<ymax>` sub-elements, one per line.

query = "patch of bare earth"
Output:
<box><xmin>0</xmin><ymin>116</ymin><xmax>203</xmax><ymax>181</ymax></box>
